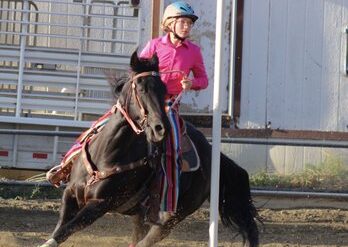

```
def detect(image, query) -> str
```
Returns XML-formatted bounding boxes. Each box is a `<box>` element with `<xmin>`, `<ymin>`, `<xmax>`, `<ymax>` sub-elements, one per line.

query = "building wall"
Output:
<box><xmin>230</xmin><ymin>0</ymin><xmax>348</xmax><ymax>174</ymax></box>
<box><xmin>240</xmin><ymin>0</ymin><xmax>348</xmax><ymax>131</ymax></box>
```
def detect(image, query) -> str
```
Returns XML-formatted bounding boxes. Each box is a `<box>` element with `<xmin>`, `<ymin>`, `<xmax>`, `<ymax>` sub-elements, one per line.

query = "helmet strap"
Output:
<box><xmin>172</xmin><ymin>31</ymin><xmax>186</xmax><ymax>42</ymax></box>
<box><xmin>170</xmin><ymin>19</ymin><xmax>186</xmax><ymax>42</ymax></box>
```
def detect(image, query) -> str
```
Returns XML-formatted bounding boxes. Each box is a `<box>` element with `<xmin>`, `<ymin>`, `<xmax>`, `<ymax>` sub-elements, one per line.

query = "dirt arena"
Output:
<box><xmin>1</xmin><ymin>197</ymin><xmax>348</xmax><ymax>247</ymax></box>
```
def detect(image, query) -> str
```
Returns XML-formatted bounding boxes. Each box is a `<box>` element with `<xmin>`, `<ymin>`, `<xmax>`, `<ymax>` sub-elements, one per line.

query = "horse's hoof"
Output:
<box><xmin>38</xmin><ymin>238</ymin><xmax>58</xmax><ymax>247</ymax></box>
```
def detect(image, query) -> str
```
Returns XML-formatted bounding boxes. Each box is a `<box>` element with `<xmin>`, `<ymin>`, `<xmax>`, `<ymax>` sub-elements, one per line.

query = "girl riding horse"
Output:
<box><xmin>41</xmin><ymin>52</ymin><xmax>260</xmax><ymax>247</ymax></box>
<box><xmin>140</xmin><ymin>1</ymin><xmax>208</xmax><ymax>224</ymax></box>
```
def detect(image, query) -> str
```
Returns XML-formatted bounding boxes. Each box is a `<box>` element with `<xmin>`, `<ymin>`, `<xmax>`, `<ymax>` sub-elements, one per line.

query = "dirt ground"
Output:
<box><xmin>1</xmin><ymin>198</ymin><xmax>348</xmax><ymax>247</ymax></box>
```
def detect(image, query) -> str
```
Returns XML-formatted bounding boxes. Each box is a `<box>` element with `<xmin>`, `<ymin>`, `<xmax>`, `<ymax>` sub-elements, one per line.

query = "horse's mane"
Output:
<box><xmin>106</xmin><ymin>74</ymin><xmax>128</xmax><ymax>103</ymax></box>
<box><xmin>106</xmin><ymin>51</ymin><xmax>159</xmax><ymax>103</ymax></box>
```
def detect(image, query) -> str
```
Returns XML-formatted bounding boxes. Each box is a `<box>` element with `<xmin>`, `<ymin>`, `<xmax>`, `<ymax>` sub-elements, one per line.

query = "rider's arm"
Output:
<box><xmin>190</xmin><ymin>48</ymin><xmax>208</xmax><ymax>90</ymax></box>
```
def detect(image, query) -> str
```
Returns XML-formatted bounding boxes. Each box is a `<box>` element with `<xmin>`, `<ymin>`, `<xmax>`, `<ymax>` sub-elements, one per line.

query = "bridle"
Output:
<box><xmin>115</xmin><ymin>69</ymin><xmax>186</xmax><ymax>135</ymax></box>
<box><xmin>115</xmin><ymin>71</ymin><xmax>160</xmax><ymax>134</ymax></box>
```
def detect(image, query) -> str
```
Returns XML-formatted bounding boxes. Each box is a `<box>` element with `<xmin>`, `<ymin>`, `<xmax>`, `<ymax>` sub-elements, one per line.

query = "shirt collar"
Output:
<box><xmin>161</xmin><ymin>33</ymin><xmax>189</xmax><ymax>48</ymax></box>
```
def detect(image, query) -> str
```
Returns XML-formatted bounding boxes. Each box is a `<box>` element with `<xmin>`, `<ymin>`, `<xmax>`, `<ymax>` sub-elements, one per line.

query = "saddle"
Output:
<box><xmin>180</xmin><ymin>123</ymin><xmax>200</xmax><ymax>172</ymax></box>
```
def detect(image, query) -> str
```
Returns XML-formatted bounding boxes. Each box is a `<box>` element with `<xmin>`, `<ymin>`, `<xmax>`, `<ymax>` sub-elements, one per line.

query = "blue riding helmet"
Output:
<box><xmin>162</xmin><ymin>1</ymin><xmax>198</xmax><ymax>27</ymax></box>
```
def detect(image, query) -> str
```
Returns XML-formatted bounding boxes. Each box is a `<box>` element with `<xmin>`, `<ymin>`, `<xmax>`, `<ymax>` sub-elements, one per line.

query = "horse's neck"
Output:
<box><xmin>91</xmin><ymin>114</ymin><xmax>137</xmax><ymax>165</ymax></box>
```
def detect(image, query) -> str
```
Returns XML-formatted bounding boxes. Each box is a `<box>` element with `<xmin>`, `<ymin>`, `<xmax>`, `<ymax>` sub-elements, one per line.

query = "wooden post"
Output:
<box><xmin>151</xmin><ymin>0</ymin><xmax>161</xmax><ymax>38</ymax></box>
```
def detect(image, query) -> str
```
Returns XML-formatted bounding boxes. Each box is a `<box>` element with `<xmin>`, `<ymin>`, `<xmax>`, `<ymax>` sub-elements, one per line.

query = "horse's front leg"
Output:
<box><xmin>53</xmin><ymin>187</ymin><xmax>79</xmax><ymax>234</ymax></box>
<box><xmin>54</xmin><ymin>198</ymin><xmax>110</xmax><ymax>243</ymax></box>
<box><xmin>39</xmin><ymin>187</ymin><xmax>79</xmax><ymax>247</ymax></box>
<box><xmin>130</xmin><ymin>212</ymin><xmax>150</xmax><ymax>247</ymax></box>
<box><xmin>40</xmin><ymin>198</ymin><xmax>111</xmax><ymax>247</ymax></box>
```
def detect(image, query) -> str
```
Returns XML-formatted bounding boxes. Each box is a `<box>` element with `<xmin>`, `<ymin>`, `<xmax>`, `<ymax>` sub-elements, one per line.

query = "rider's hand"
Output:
<box><xmin>180</xmin><ymin>77</ymin><xmax>192</xmax><ymax>90</ymax></box>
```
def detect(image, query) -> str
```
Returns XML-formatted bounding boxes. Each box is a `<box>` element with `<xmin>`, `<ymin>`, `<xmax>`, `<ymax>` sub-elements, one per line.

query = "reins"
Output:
<box><xmin>160</xmin><ymin>69</ymin><xmax>186</xmax><ymax>108</ymax></box>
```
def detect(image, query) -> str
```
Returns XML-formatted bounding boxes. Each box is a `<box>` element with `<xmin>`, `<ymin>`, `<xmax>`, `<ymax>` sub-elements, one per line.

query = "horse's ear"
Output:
<box><xmin>130</xmin><ymin>50</ymin><xmax>140</xmax><ymax>70</ymax></box>
<box><xmin>149</xmin><ymin>53</ymin><xmax>159</xmax><ymax>70</ymax></box>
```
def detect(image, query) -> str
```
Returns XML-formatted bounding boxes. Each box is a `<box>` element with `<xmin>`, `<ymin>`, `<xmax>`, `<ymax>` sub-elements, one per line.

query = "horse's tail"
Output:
<box><xmin>219</xmin><ymin>154</ymin><xmax>260</xmax><ymax>247</ymax></box>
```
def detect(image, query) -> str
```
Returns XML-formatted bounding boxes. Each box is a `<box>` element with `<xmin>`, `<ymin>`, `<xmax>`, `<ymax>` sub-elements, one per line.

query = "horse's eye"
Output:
<box><xmin>137</xmin><ymin>84</ymin><xmax>146</xmax><ymax>93</ymax></box>
<box><xmin>136</xmin><ymin>78</ymin><xmax>147</xmax><ymax>93</ymax></box>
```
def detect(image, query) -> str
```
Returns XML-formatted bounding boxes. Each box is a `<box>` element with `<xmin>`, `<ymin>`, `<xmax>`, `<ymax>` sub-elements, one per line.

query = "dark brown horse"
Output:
<box><xmin>40</xmin><ymin>51</ymin><xmax>260</xmax><ymax>247</ymax></box>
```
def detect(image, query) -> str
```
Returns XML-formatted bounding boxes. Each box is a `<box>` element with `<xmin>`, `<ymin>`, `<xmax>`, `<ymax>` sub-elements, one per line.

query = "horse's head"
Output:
<box><xmin>114</xmin><ymin>51</ymin><xmax>170</xmax><ymax>143</ymax></box>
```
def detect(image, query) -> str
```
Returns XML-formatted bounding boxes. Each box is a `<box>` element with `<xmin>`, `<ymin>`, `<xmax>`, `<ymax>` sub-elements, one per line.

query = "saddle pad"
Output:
<box><xmin>181</xmin><ymin>134</ymin><xmax>200</xmax><ymax>172</ymax></box>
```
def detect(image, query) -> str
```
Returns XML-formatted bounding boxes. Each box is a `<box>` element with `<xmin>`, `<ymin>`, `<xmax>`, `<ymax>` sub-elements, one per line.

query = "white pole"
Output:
<box><xmin>209</xmin><ymin>0</ymin><xmax>225</xmax><ymax>246</ymax></box>
<box><xmin>228</xmin><ymin>0</ymin><xmax>237</xmax><ymax>117</ymax></box>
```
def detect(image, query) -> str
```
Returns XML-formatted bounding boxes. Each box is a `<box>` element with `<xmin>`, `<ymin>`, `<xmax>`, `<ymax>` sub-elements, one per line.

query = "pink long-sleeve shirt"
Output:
<box><xmin>140</xmin><ymin>34</ymin><xmax>208</xmax><ymax>95</ymax></box>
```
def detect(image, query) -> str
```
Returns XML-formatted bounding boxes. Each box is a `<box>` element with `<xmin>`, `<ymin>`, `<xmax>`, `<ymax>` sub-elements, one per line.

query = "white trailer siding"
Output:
<box><xmin>0</xmin><ymin>123</ymin><xmax>80</xmax><ymax>170</ymax></box>
<box><xmin>228</xmin><ymin>0</ymin><xmax>348</xmax><ymax>174</ymax></box>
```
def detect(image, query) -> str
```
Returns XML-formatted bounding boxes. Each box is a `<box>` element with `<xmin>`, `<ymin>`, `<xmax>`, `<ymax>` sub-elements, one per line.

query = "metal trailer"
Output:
<box><xmin>0</xmin><ymin>0</ymin><xmax>140</xmax><ymax>171</ymax></box>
